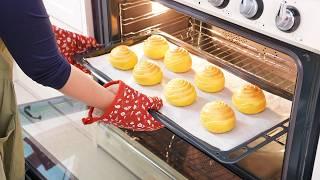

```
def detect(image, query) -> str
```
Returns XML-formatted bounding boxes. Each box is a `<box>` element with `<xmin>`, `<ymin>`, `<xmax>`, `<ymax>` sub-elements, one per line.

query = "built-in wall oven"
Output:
<box><xmin>84</xmin><ymin>0</ymin><xmax>320</xmax><ymax>179</ymax></box>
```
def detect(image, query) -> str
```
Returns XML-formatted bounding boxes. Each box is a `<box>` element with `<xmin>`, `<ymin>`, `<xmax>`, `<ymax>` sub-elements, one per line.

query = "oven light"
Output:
<box><xmin>151</xmin><ymin>2</ymin><xmax>169</xmax><ymax>14</ymax></box>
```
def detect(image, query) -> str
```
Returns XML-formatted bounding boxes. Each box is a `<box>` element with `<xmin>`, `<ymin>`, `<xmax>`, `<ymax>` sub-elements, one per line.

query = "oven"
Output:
<box><xmin>80</xmin><ymin>0</ymin><xmax>320</xmax><ymax>179</ymax></box>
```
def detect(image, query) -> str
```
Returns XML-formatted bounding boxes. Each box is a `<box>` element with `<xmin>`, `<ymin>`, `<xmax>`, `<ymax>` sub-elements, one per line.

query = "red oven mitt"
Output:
<box><xmin>82</xmin><ymin>80</ymin><xmax>164</xmax><ymax>131</ymax></box>
<box><xmin>52</xmin><ymin>25</ymin><xmax>98</xmax><ymax>73</ymax></box>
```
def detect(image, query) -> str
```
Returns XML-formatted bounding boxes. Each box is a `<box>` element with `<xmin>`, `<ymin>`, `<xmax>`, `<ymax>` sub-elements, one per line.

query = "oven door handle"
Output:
<box><xmin>24</xmin><ymin>105</ymin><xmax>42</xmax><ymax>120</ymax></box>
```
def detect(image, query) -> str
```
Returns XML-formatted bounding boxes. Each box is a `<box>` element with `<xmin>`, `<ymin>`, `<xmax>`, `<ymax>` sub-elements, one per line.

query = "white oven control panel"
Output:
<box><xmin>173</xmin><ymin>0</ymin><xmax>320</xmax><ymax>54</ymax></box>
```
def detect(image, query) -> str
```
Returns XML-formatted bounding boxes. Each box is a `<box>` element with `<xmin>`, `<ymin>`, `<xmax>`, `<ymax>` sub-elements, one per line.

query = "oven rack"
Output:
<box><xmin>119</xmin><ymin>0</ymin><xmax>190</xmax><ymax>40</ymax></box>
<box><xmin>170</xmin><ymin>21</ymin><xmax>296</xmax><ymax>100</ymax></box>
<box><xmin>121</xmin><ymin>15</ymin><xmax>188</xmax><ymax>39</ymax></box>
<box><xmin>74</xmin><ymin>32</ymin><xmax>289</xmax><ymax>163</ymax></box>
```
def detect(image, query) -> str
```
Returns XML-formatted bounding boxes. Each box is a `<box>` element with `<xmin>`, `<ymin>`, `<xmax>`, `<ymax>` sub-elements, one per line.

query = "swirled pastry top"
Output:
<box><xmin>200</xmin><ymin>101</ymin><xmax>235</xmax><ymax>133</ymax></box>
<box><xmin>109</xmin><ymin>45</ymin><xmax>138</xmax><ymax>70</ymax></box>
<box><xmin>143</xmin><ymin>35</ymin><xmax>169</xmax><ymax>59</ymax></box>
<box><xmin>133</xmin><ymin>60</ymin><xmax>163</xmax><ymax>86</ymax></box>
<box><xmin>232</xmin><ymin>84</ymin><xmax>266</xmax><ymax>114</ymax></box>
<box><xmin>164</xmin><ymin>78</ymin><xmax>197</xmax><ymax>107</ymax></box>
<box><xmin>195</xmin><ymin>65</ymin><xmax>225</xmax><ymax>92</ymax></box>
<box><xmin>164</xmin><ymin>47</ymin><xmax>192</xmax><ymax>73</ymax></box>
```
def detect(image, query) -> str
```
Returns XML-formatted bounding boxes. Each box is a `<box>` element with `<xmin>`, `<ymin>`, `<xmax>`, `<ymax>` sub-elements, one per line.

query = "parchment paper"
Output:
<box><xmin>87</xmin><ymin>42</ymin><xmax>291</xmax><ymax>151</ymax></box>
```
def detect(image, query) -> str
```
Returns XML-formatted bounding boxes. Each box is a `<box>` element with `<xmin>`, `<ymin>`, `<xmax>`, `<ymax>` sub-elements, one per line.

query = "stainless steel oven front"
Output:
<box><xmin>89</xmin><ymin>0</ymin><xmax>320</xmax><ymax>179</ymax></box>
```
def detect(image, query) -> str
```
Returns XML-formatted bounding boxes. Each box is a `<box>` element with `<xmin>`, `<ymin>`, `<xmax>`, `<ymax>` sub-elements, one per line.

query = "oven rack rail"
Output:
<box><xmin>119</xmin><ymin>0</ymin><xmax>190</xmax><ymax>40</ymax></box>
<box><xmin>74</xmin><ymin>32</ymin><xmax>289</xmax><ymax>163</ymax></box>
<box><xmin>121</xmin><ymin>15</ymin><xmax>188</xmax><ymax>39</ymax></box>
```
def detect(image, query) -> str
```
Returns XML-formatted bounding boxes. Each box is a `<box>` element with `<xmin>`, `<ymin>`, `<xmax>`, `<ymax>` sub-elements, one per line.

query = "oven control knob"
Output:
<box><xmin>275</xmin><ymin>1</ymin><xmax>300</xmax><ymax>32</ymax></box>
<box><xmin>240</xmin><ymin>0</ymin><xmax>264</xmax><ymax>19</ymax></box>
<box><xmin>208</xmin><ymin>0</ymin><xmax>229</xmax><ymax>8</ymax></box>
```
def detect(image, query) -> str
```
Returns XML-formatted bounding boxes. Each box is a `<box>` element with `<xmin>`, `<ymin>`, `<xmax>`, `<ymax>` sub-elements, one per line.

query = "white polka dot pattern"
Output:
<box><xmin>82</xmin><ymin>80</ymin><xmax>164</xmax><ymax>131</ymax></box>
<box><xmin>52</xmin><ymin>25</ymin><xmax>99</xmax><ymax>74</ymax></box>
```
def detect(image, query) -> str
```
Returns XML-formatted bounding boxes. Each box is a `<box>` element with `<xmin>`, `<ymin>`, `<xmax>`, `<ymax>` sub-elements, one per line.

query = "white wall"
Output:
<box><xmin>43</xmin><ymin>0</ymin><xmax>94</xmax><ymax>36</ymax></box>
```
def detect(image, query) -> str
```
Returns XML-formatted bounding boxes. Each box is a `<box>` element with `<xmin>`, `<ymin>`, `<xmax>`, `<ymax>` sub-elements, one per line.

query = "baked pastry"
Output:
<box><xmin>109</xmin><ymin>45</ymin><xmax>137</xmax><ymax>70</ymax></box>
<box><xmin>164</xmin><ymin>47</ymin><xmax>192</xmax><ymax>73</ymax></box>
<box><xmin>232</xmin><ymin>84</ymin><xmax>266</xmax><ymax>114</ymax></box>
<box><xmin>143</xmin><ymin>35</ymin><xmax>169</xmax><ymax>59</ymax></box>
<box><xmin>164</xmin><ymin>78</ymin><xmax>197</xmax><ymax>106</ymax></box>
<box><xmin>195</xmin><ymin>65</ymin><xmax>225</xmax><ymax>92</ymax></box>
<box><xmin>200</xmin><ymin>101</ymin><xmax>235</xmax><ymax>133</ymax></box>
<box><xmin>133</xmin><ymin>60</ymin><xmax>163</xmax><ymax>86</ymax></box>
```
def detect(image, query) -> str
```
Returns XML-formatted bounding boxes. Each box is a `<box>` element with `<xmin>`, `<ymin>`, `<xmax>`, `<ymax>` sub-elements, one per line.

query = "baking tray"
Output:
<box><xmin>74</xmin><ymin>32</ymin><xmax>291</xmax><ymax>163</ymax></box>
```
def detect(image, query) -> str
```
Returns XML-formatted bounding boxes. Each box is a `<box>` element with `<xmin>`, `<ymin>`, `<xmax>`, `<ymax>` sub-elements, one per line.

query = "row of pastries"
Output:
<box><xmin>108</xmin><ymin>35</ymin><xmax>267</xmax><ymax>134</ymax></box>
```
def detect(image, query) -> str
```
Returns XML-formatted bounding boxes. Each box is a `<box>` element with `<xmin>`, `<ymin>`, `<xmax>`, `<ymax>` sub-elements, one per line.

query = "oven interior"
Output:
<box><xmin>110</xmin><ymin>0</ymin><xmax>299</xmax><ymax>179</ymax></box>
<box><xmin>120</xmin><ymin>0</ymin><xmax>296</xmax><ymax>100</ymax></box>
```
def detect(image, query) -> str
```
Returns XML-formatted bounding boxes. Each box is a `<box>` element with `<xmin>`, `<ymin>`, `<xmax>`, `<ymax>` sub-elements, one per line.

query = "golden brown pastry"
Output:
<box><xmin>109</xmin><ymin>45</ymin><xmax>138</xmax><ymax>70</ymax></box>
<box><xmin>133</xmin><ymin>60</ymin><xmax>163</xmax><ymax>86</ymax></box>
<box><xmin>232</xmin><ymin>84</ymin><xmax>266</xmax><ymax>114</ymax></box>
<box><xmin>143</xmin><ymin>35</ymin><xmax>169</xmax><ymax>59</ymax></box>
<box><xmin>200</xmin><ymin>101</ymin><xmax>235</xmax><ymax>133</ymax></box>
<box><xmin>195</xmin><ymin>65</ymin><xmax>225</xmax><ymax>92</ymax></box>
<box><xmin>164</xmin><ymin>47</ymin><xmax>192</xmax><ymax>73</ymax></box>
<box><xmin>164</xmin><ymin>78</ymin><xmax>197</xmax><ymax>106</ymax></box>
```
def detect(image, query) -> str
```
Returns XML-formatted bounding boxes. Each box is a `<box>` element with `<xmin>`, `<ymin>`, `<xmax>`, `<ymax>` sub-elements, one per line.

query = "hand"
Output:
<box><xmin>82</xmin><ymin>80</ymin><xmax>164</xmax><ymax>131</ymax></box>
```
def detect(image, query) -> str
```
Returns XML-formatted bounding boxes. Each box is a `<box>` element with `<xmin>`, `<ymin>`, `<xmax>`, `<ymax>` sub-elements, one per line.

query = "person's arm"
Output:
<box><xmin>0</xmin><ymin>0</ymin><xmax>164</xmax><ymax>131</ymax></box>
<box><xmin>0</xmin><ymin>0</ymin><xmax>116</xmax><ymax>110</ymax></box>
<box><xmin>60</xmin><ymin>66</ymin><xmax>117</xmax><ymax>110</ymax></box>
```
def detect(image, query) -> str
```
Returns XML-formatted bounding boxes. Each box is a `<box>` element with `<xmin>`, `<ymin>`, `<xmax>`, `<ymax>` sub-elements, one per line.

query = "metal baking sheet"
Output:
<box><xmin>86</xmin><ymin>41</ymin><xmax>291</xmax><ymax>152</ymax></box>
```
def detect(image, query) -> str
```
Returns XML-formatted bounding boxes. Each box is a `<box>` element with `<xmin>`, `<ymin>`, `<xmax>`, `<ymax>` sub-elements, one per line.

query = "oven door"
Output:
<box><xmin>90</xmin><ymin>0</ymin><xmax>320</xmax><ymax>179</ymax></box>
<box><xmin>20</xmin><ymin>96</ymin><xmax>188</xmax><ymax>179</ymax></box>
